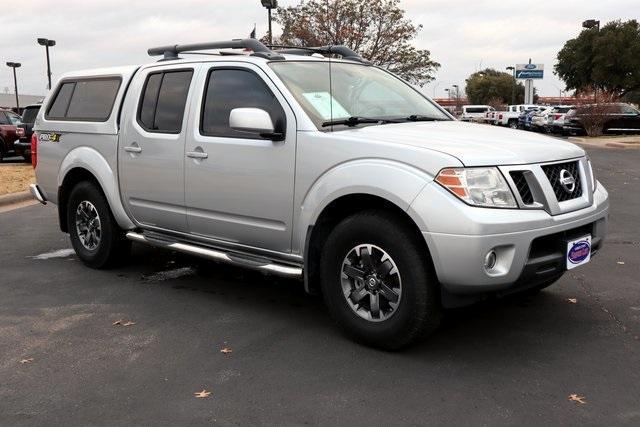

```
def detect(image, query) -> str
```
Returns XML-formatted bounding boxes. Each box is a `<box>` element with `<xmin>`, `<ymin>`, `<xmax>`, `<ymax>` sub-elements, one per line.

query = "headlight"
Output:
<box><xmin>435</xmin><ymin>167</ymin><xmax>518</xmax><ymax>208</ymax></box>
<box><xmin>587</xmin><ymin>158</ymin><xmax>597</xmax><ymax>192</ymax></box>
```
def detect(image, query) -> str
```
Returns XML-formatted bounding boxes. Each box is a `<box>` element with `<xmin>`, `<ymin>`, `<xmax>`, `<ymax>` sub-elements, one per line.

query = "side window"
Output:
<box><xmin>201</xmin><ymin>68</ymin><xmax>285</xmax><ymax>139</ymax></box>
<box><xmin>0</xmin><ymin>112</ymin><xmax>9</xmax><ymax>125</ymax></box>
<box><xmin>46</xmin><ymin>79</ymin><xmax>120</xmax><ymax>121</ymax></box>
<box><xmin>46</xmin><ymin>82</ymin><xmax>75</xmax><ymax>119</ymax></box>
<box><xmin>66</xmin><ymin>79</ymin><xmax>121</xmax><ymax>120</ymax></box>
<box><xmin>137</xmin><ymin>70</ymin><xmax>193</xmax><ymax>134</ymax></box>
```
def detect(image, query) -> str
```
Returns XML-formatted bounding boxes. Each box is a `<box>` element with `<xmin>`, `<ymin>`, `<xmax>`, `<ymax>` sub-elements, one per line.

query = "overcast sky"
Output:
<box><xmin>1</xmin><ymin>0</ymin><xmax>638</xmax><ymax>99</ymax></box>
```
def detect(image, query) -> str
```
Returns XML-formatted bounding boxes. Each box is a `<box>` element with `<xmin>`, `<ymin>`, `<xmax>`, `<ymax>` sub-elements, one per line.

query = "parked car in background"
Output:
<box><xmin>530</xmin><ymin>106</ymin><xmax>554</xmax><ymax>132</ymax></box>
<box><xmin>0</xmin><ymin>108</ymin><xmax>22</xmax><ymax>162</ymax></box>
<box><xmin>15</xmin><ymin>104</ymin><xmax>41</xmax><ymax>162</ymax></box>
<box><xmin>518</xmin><ymin>107</ymin><xmax>541</xmax><ymax>130</ymax></box>
<box><xmin>461</xmin><ymin>105</ymin><xmax>494</xmax><ymax>122</ymax></box>
<box><xmin>563</xmin><ymin>103</ymin><xmax>640</xmax><ymax>135</ymax></box>
<box><xmin>496</xmin><ymin>104</ymin><xmax>537</xmax><ymax>128</ymax></box>
<box><xmin>546</xmin><ymin>105</ymin><xmax>574</xmax><ymax>134</ymax></box>
<box><xmin>484</xmin><ymin>109</ymin><xmax>498</xmax><ymax>124</ymax></box>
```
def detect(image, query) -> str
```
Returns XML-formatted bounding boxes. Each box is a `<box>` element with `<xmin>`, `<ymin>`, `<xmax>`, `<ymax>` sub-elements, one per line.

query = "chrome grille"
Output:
<box><xmin>541</xmin><ymin>161</ymin><xmax>582</xmax><ymax>202</ymax></box>
<box><xmin>510</xmin><ymin>171</ymin><xmax>534</xmax><ymax>205</ymax></box>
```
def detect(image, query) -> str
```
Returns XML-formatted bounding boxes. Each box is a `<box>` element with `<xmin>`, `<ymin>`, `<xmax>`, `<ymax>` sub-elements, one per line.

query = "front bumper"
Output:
<box><xmin>410</xmin><ymin>181</ymin><xmax>609</xmax><ymax>297</ymax></box>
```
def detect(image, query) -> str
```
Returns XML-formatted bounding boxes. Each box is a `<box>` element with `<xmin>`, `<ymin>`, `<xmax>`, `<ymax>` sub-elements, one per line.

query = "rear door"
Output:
<box><xmin>119</xmin><ymin>65</ymin><xmax>196</xmax><ymax>232</ymax></box>
<box><xmin>183</xmin><ymin>63</ymin><xmax>296</xmax><ymax>253</ymax></box>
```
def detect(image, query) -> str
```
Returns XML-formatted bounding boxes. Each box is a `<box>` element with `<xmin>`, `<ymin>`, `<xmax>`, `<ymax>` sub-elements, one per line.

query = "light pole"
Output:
<box><xmin>6</xmin><ymin>62</ymin><xmax>21</xmax><ymax>110</ymax></box>
<box><xmin>260</xmin><ymin>0</ymin><xmax>278</xmax><ymax>46</ymax></box>
<box><xmin>506</xmin><ymin>66</ymin><xmax>516</xmax><ymax>105</ymax></box>
<box><xmin>581</xmin><ymin>20</ymin><xmax>600</xmax><ymax>102</ymax></box>
<box><xmin>37</xmin><ymin>38</ymin><xmax>56</xmax><ymax>90</ymax></box>
<box><xmin>452</xmin><ymin>84</ymin><xmax>460</xmax><ymax>113</ymax></box>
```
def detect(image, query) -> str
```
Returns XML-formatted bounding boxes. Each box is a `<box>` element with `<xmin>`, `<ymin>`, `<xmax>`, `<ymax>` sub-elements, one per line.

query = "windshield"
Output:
<box><xmin>21</xmin><ymin>106</ymin><xmax>40</xmax><ymax>123</ymax></box>
<box><xmin>269</xmin><ymin>61</ymin><xmax>450</xmax><ymax>129</ymax></box>
<box><xmin>6</xmin><ymin>112</ymin><xmax>21</xmax><ymax>125</ymax></box>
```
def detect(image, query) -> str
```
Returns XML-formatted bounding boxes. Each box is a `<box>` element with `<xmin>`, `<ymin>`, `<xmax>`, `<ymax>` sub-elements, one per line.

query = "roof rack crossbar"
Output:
<box><xmin>148</xmin><ymin>39</ymin><xmax>285</xmax><ymax>61</ymax></box>
<box><xmin>269</xmin><ymin>44</ymin><xmax>370</xmax><ymax>64</ymax></box>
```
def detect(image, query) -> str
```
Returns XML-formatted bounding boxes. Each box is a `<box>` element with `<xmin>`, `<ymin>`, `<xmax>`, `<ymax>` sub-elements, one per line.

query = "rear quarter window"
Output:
<box><xmin>45</xmin><ymin>78</ymin><xmax>121</xmax><ymax>122</ymax></box>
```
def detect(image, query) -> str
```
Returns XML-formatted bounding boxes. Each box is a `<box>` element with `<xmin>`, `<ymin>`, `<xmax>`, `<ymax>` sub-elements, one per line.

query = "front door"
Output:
<box><xmin>184</xmin><ymin>64</ymin><xmax>296</xmax><ymax>253</ymax></box>
<box><xmin>119</xmin><ymin>66</ymin><xmax>196</xmax><ymax>232</ymax></box>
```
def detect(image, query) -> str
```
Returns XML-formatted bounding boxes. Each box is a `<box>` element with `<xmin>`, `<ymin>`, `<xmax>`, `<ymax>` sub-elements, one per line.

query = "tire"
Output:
<box><xmin>67</xmin><ymin>181</ymin><xmax>131</xmax><ymax>268</ymax></box>
<box><xmin>508</xmin><ymin>120</ymin><xmax>518</xmax><ymax>129</ymax></box>
<box><xmin>319</xmin><ymin>210</ymin><xmax>441</xmax><ymax>350</ymax></box>
<box><xmin>23</xmin><ymin>154</ymin><xmax>31</xmax><ymax>163</ymax></box>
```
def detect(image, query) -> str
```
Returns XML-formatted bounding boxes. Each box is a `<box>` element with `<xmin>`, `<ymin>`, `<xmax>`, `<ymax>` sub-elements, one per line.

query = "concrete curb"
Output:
<box><xmin>569</xmin><ymin>136</ymin><xmax>640</xmax><ymax>149</ymax></box>
<box><xmin>0</xmin><ymin>191</ymin><xmax>34</xmax><ymax>208</ymax></box>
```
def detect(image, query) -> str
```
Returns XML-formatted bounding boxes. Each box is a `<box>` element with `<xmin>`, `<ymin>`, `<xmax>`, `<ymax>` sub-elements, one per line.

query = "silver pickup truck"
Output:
<box><xmin>30</xmin><ymin>39</ymin><xmax>609</xmax><ymax>349</ymax></box>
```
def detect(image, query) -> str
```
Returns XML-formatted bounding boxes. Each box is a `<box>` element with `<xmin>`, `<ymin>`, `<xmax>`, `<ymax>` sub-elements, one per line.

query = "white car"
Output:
<box><xmin>547</xmin><ymin>105</ymin><xmax>574</xmax><ymax>134</ymax></box>
<box><xmin>461</xmin><ymin>105</ymin><xmax>494</xmax><ymax>122</ymax></box>
<box><xmin>531</xmin><ymin>106</ymin><xmax>554</xmax><ymax>132</ymax></box>
<box><xmin>496</xmin><ymin>104</ymin><xmax>538</xmax><ymax>128</ymax></box>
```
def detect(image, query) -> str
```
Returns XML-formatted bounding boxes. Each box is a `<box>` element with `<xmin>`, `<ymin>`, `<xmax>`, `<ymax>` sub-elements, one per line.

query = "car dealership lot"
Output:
<box><xmin>1</xmin><ymin>146</ymin><xmax>638</xmax><ymax>425</ymax></box>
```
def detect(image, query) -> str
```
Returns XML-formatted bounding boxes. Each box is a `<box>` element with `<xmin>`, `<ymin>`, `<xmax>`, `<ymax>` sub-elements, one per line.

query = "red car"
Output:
<box><xmin>0</xmin><ymin>108</ymin><xmax>22</xmax><ymax>162</ymax></box>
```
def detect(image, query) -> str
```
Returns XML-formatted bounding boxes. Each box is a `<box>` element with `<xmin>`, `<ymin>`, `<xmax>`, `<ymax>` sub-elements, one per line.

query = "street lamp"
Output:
<box><xmin>506</xmin><ymin>66</ymin><xmax>516</xmax><ymax>105</ymax></box>
<box><xmin>6</xmin><ymin>62</ymin><xmax>21</xmax><ymax>110</ymax></box>
<box><xmin>582</xmin><ymin>19</ymin><xmax>600</xmax><ymax>31</ymax></box>
<box><xmin>37</xmin><ymin>37</ymin><xmax>56</xmax><ymax>90</ymax></box>
<box><xmin>260</xmin><ymin>0</ymin><xmax>278</xmax><ymax>46</ymax></box>
<box><xmin>452</xmin><ymin>84</ymin><xmax>460</xmax><ymax>113</ymax></box>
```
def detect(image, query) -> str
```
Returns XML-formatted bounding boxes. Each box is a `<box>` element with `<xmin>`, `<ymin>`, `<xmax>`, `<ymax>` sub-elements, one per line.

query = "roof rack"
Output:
<box><xmin>270</xmin><ymin>45</ymin><xmax>370</xmax><ymax>64</ymax></box>
<box><xmin>147</xmin><ymin>38</ymin><xmax>370</xmax><ymax>64</ymax></box>
<box><xmin>147</xmin><ymin>39</ymin><xmax>285</xmax><ymax>61</ymax></box>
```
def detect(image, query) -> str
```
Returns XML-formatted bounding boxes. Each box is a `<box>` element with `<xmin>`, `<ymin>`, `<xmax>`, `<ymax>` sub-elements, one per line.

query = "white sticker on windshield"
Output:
<box><xmin>302</xmin><ymin>92</ymin><xmax>350</xmax><ymax>120</ymax></box>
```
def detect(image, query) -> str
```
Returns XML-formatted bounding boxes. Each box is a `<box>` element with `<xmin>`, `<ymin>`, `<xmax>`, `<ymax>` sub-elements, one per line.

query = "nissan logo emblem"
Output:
<box><xmin>559</xmin><ymin>169</ymin><xmax>576</xmax><ymax>193</ymax></box>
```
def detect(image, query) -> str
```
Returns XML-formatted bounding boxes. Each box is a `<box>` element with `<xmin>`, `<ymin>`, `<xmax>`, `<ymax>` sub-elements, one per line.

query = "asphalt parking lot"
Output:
<box><xmin>0</xmin><ymin>146</ymin><xmax>638</xmax><ymax>425</ymax></box>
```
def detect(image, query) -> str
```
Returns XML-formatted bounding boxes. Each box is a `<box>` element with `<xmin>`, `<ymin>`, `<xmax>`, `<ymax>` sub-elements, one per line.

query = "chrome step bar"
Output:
<box><xmin>126</xmin><ymin>232</ymin><xmax>302</xmax><ymax>277</ymax></box>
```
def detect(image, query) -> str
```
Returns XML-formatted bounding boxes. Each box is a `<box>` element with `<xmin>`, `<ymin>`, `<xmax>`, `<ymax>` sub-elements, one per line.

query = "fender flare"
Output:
<box><xmin>294</xmin><ymin>159</ymin><xmax>433</xmax><ymax>254</ymax></box>
<box><xmin>58</xmin><ymin>146</ymin><xmax>135</xmax><ymax>230</ymax></box>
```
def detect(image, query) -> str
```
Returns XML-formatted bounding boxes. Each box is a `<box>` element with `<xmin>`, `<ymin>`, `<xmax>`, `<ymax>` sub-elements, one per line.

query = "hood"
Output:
<box><xmin>337</xmin><ymin>121</ymin><xmax>585</xmax><ymax>166</ymax></box>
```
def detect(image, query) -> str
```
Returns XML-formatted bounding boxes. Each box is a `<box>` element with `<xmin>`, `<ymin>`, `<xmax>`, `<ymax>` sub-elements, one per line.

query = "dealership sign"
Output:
<box><xmin>515</xmin><ymin>63</ymin><xmax>544</xmax><ymax>79</ymax></box>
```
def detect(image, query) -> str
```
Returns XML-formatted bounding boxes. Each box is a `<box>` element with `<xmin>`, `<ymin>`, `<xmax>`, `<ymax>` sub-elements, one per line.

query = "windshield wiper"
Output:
<box><xmin>321</xmin><ymin>116</ymin><xmax>397</xmax><ymax>127</ymax></box>
<box><xmin>404</xmin><ymin>115</ymin><xmax>445</xmax><ymax>122</ymax></box>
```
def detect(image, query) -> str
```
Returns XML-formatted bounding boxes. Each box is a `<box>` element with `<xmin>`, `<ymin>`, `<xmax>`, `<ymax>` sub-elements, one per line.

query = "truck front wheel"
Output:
<box><xmin>319</xmin><ymin>211</ymin><xmax>441</xmax><ymax>350</ymax></box>
<box><xmin>66</xmin><ymin>181</ymin><xmax>130</xmax><ymax>268</ymax></box>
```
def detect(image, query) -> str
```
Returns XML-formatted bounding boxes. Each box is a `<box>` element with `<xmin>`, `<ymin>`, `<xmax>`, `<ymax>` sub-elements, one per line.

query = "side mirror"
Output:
<box><xmin>229</xmin><ymin>108</ymin><xmax>283</xmax><ymax>140</ymax></box>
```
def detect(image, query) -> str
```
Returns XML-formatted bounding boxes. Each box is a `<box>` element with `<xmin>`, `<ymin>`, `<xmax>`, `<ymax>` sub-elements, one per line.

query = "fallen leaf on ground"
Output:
<box><xmin>568</xmin><ymin>394</ymin><xmax>587</xmax><ymax>404</ymax></box>
<box><xmin>20</xmin><ymin>358</ymin><xmax>34</xmax><ymax>364</ymax></box>
<box><xmin>220</xmin><ymin>347</ymin><xmax>233</xmax><ymax>354</ymax></box>
<box><xmin>194</xmin><ymin>390</ymin><xmax>211</xmax><ymax>398</ymax></box>
<box><xmin>617</xmin><ymin>261</ymin><xmax>625</xmax><ymax>265</ymax></box>
<box><xmin>566</xmin><ymin>298</ymin><xmax>578</xmax><ymax>304</ymax></box>
<box><xmin>113</xmin><ymin>319</ymin><xmax>135</xmax><ymax>327</ymax></box>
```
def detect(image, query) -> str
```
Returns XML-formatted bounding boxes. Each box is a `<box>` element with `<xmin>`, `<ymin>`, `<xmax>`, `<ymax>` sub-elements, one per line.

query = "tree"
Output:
<box><xmin>269</xmin><ymin>0</ymin><xmax>439</xmax><ymax>86</ymax></box>
<box><xmin>464</xmin><ymin>69</ymin><xmax>525</xmax><ymax>105</ymax></box>
<box><xmin>555</xmin><ymin>20</ymin><xmax>640</xmax><ymax>97</ymax></box>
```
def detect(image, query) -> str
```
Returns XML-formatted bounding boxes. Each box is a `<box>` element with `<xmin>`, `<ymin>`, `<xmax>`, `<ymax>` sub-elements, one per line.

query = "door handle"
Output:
<box><xmin>186</xmin><ymin>151</ymin><xmax>208</xmax><ymax>159</ymax></box>
<box><xmin>124</xmin><ymin>146</ymin><xmax>142</xmax><ymax>153</ymax></box>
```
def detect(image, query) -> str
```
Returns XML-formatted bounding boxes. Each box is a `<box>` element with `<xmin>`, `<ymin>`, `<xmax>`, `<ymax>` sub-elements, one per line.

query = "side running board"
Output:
<box><xmin>126</xmin><ymin>232</ymin><xmax>302</xmax><ymax>278</ymax></box>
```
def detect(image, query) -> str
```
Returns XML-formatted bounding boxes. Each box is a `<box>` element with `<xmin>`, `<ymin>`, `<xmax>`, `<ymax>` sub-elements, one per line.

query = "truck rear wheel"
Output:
<box><xmin>319</xmin><ymin>211</ymin><xmax>441</xmax><ymax>350</ymax></box>
<box><xmin>66</xmin><ymin>181</ymin><xmax>130</xmax><ymax>268</ymax></box>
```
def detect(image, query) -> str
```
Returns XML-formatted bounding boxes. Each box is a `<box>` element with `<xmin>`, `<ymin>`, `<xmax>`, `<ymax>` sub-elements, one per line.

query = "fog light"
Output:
<box><xmin>484</xmin><ymin>250</ymin><xmax>497</xmax><ymax>270</ymax></box>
